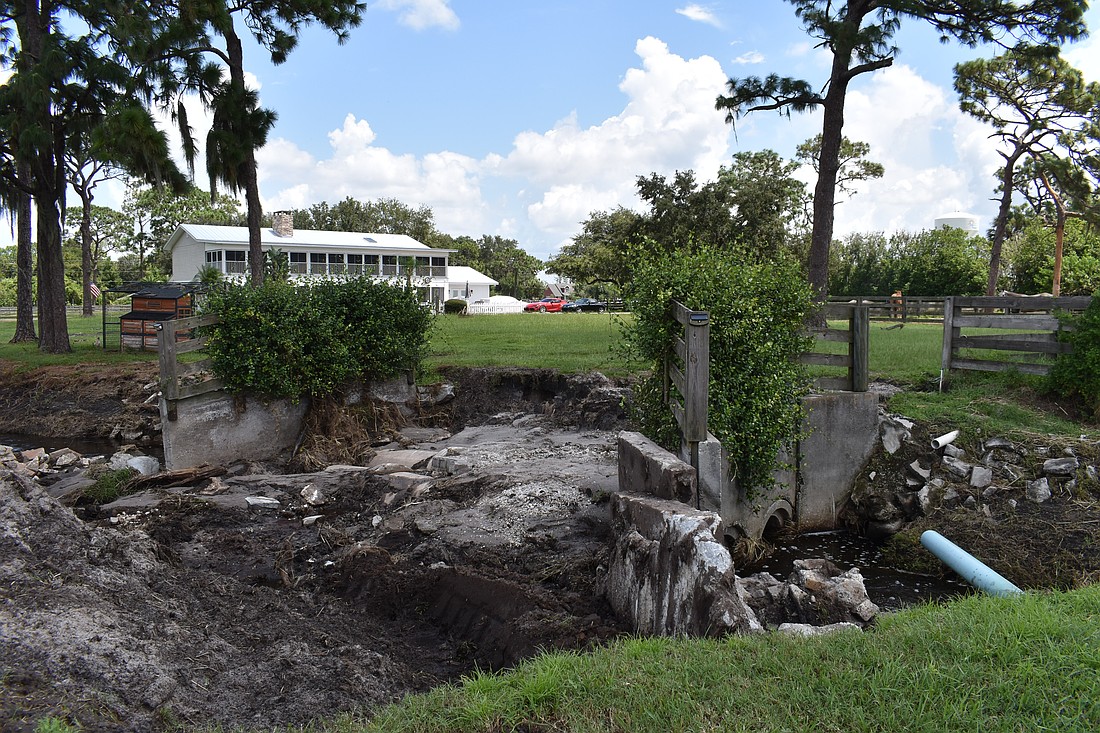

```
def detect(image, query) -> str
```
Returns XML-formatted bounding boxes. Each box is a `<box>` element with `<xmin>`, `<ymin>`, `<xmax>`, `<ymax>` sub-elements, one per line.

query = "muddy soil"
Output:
<box><xmin>0</xmin><ymin>364</ymin><xmax>632</xmax><ymax>731</ymax></box>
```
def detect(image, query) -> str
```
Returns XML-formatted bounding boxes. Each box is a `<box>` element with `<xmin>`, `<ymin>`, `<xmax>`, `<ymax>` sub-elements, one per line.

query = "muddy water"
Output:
<box><xmin>0</xmin><ymin>432</ymin><xmax>162</xmax><ymax>460</ymax></box>
<box><xmin>746</xmin><ymin>530</ymin><xmax>973</xmax><ymax>611</ymax></box>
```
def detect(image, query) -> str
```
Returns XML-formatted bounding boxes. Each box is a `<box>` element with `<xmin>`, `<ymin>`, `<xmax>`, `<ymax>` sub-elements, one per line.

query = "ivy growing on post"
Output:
<box><xmin>202</xmin><ymin>279</ymin><xmax>432</xmax><ymax>399</ymax></box>
<box><xmin>624</xmin><ymin>244</ymin><xmax>813</xmax><ymax>494</ymax></box>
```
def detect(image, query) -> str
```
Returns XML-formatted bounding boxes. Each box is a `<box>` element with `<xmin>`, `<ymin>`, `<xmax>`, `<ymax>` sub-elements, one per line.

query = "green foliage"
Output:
<box><xmin>1049</xmin><ymin>292</ymin><xmax>1100</xmax><ymax>416</ymax></box>
<box><xmin>830</xmin><ymin>228</ymin><xmax>988</xmax><ymax>296</ymax></box>
<box><xmin>84</xmin><ymin>468</ymin><xmax>138</xmax><ymax>504</ymax></box>
<box><xmin>443</xmin><ymin>298</ymin><xmax>468</xmax><ymax>315</ymax></box>
<box><xmin>1007</xmin><ymin>218</ymin><xmax>1100</xmax><ymax>295</ymax></box>
<box><xmin>548</xmin><ymin>152</ymin><xmax>808</xmax><ymax>290</ymax></box>
<box><xmin>204</xmin><ymin>279</ymin><xmax>432</xmax><ymax>399</ymax></box>
<box><xmin>442</xmin><ymin>234</ymin><xmax>544</xmax><ymax>300</ymax></box>
<box><xmin>624</xmin><ymin>244</ymin><xmax>813</xmax><ymax>493</ymax></box>
<box><xmin>292</xmin><ymin>196</ymin><xmax>438</xmax><ymax>243</ymax></box>
<box><xmin>263</xmin><ymin>248</ymin><xmax>290</xmax><ymax>283</ymax></box>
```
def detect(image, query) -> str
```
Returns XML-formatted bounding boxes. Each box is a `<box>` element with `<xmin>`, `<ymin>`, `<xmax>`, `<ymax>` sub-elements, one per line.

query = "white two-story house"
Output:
<box><xmin>165</xmin><ymin>213</ymin><xmax>498</xmax><ymax>304</ymax></box>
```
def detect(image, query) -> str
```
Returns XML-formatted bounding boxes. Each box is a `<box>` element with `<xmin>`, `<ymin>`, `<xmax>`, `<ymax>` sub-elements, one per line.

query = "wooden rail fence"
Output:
<box><xmin>157</xmin><ymin>313</ymin><xmax>224</xmax><ymax>420</ymax></box>
<box><xmin>801</xmin><ymin>303</ymin><xmax>869</xmax><ymax>393</ymax></box>
<box><xmin>939</xmin><ymin>295</ymin><xmax>1091</xmax><ymax>390</ymax></box>
<box><xmin>828</xmin><ymin>295</ymin><xmax>945</xmax><ymax>322</ymax></box>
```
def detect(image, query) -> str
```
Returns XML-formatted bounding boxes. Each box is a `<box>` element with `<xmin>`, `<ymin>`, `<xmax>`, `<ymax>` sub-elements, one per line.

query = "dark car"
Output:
<box><xmin>523</xmin><ymin>297</ymin><xmax>567</xmax><ymax>313</ymax></box>
<box><xmin>561</xmin><ymin>297</ymin><xmax>608</xmax><ymax>313</ymax></box>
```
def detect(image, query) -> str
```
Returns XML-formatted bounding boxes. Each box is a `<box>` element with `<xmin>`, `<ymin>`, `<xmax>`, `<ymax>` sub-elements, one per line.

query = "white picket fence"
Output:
<box><xmin>463</xmin><ymin>302</ymin><xmax>527</xmax><ymax>315</ymax></box>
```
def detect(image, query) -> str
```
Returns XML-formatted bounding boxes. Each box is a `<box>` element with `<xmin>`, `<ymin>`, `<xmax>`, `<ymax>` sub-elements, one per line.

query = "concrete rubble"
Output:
<box><xmin>846</xmin><ymin>410</ymin><xmax>1099</xmax><ymax>534</ymax></box>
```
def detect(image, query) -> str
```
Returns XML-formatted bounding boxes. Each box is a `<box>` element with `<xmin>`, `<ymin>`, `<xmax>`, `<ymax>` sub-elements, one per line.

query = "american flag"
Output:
<box><xmin>89</xmin><ymin>282</ymin><xmax>101</xmax><ymax>301</ymax></box>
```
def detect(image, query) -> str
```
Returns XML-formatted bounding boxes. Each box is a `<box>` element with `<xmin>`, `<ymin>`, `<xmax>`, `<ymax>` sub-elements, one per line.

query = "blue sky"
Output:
<box><xmin>55</xmin><ymin>2</ymin><xmax>1100</xmax><ymax>260</ymax></box>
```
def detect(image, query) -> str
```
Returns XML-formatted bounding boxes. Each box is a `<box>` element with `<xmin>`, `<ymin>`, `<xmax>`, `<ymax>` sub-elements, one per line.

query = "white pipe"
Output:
<box><xmin>920</xmin><ymin>530</ymin><xmax>1023</xmax><ymax>597</ymax></box>
<box><xmin>931</xmin><ymin>430</ymin><xmax>959</xmax><ymax>450</ymax></box>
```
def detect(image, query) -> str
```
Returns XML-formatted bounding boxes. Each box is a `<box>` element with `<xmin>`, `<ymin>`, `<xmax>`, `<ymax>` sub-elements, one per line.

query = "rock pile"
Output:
<box><xmin>847</xmin><ymin>412</ymin><xmax>1099</xmax><ymax>540</ymax></box>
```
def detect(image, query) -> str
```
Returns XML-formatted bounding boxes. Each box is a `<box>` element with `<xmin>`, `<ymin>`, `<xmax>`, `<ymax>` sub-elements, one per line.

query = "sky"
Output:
<box><xmin>28</xmin><ymin>1</ymin><xmax>1100</xmax><ymax>261</ymax></box>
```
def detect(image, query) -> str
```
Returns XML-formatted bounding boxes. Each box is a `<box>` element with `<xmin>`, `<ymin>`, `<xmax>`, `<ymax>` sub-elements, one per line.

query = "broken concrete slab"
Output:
<box><xmin>605</xmin><ymin>491</ymin><xmax>761</xmax><ymax>637</ymax></box>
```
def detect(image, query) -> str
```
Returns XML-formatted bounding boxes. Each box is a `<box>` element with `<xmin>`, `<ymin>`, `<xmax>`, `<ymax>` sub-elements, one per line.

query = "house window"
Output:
<box><xmin>289</xmin><ymin>252</ymin><xmax>307</xmax><ymax>274</ymax></box>
<box><xmin>431</xmin><ymin>256</ymin><xmax>447</xmax><ymax>277</ymax></box>
<box><xmin>225</xmin><ymin>250</ymin><xmax>247</xmax><ymax>274</ymax></box>
<box><xmin>347</xmin><ymin>254</ymin><xmax>363</xmax><ymax>276</ymax></box>
<box><xmin>205</xmin><ymin>250</ymin><xmax>223</xmax><ymax>272</ymax></box>
<box><xmin>328</xmin><ymin>253</ymin><xmax>345</xmax><ymax>275</ymax></box>
<box><xmin>310</xmin><ymin>253</ymin><xmax>327</xmax><ymax>275</ymax></box>
<box><xmin>382</xmin><ymin>255</ymin><xmax>398</xmax><ymax>276</ymax></box>
<box><xmin>415</xmin><ymin>256</ymin><xmax>431</xmax><ymax>276</ymax></box>
<box><xmin>364</xmin><ymin>254</ymin><xmax>379</xmax><ymax>274</ymax></box>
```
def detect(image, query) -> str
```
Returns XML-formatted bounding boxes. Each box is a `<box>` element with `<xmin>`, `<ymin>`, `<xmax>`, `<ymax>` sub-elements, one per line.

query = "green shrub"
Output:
<box><xmin>624</xmin><ymin>244</ymin><xmax>813</xmax><ymax>493</ymax></box>
<box><xmin>203</xmin><ymin>279</ymin><xmax>433</xmax><ymax>399</ymax></box>
<box><xmin>443</xmin><ymin>298</ymin><xmax>468</xmax><ymax>315</ymax></box>
<box><xmin>1049</xmin><ymin>291</ymin><xmax>1100</xmax><ymax>417</ymax></box>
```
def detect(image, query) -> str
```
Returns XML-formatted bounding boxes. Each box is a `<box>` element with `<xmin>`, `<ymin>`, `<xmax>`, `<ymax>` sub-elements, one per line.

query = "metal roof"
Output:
<box><xmin>168</xmin><ymin>224</ymin><xmax>451</xmax><ymax>253</ymax></box>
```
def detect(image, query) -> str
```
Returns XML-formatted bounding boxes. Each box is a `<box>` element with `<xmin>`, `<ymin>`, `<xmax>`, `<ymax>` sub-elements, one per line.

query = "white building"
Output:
<box><xmin>165</xmin><ymin>213</ymin><xmax>496</xmax><ymax>305</ymax></box>
<box><xmin>445</xmin><ymin>265</ymin><xmax>499</xmax><ymax>302</ymax></box>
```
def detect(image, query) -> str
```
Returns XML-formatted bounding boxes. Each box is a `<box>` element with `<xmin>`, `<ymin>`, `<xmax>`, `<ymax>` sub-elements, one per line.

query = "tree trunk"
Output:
<box><xmin>11</xmin><ymin>159</ymin><xmax>37</xmax><ymax>343</ymax></box>
<box><xmin>245</xmin><ymin>150</ymin><xmax>264</xmax><ymax>286</ymax></box>
<box><xmin>19</xmin><ymin>0</ymin><xmax>70</xmax><ymax>352</ymax></box>
<box><xmin>986</xmin><ymin>148</ymin><xmax>1024</xmax><ymax>296</ymax></box>
<box><xmin>225</xmin><ymin>28</ymin><xmax>265</xmax><ymax>286</ymax></box>
<box><xmin>1052</xmin><ymin>210</ymin><xmax>1064</xmax><ymax>297</ymax></box>
<box><xmin>36</xmin><ymin>191</ymin><xmax>71</xmax><ymax>353</ymax></box>
<box><xmin>807</xmin><ymin>50</ymin><xmax>853</xmax><ymax>306</ymax></box>
<box><xmin>81</xmin><ymin>194</ymin><xmax>94</xmax><ymax>316</ymax></box>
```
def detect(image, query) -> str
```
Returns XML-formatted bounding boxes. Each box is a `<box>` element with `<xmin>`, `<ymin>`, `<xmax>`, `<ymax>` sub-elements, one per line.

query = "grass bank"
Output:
<box><xmin>425</xmin><ymin>312</ymin><xmax>634</xmax><ymax>377</ymax></box>
<box><xmin>296</xmin><ymin>586</ymin><xmax>1099</xmax><ymax>733</ymax></box>
<box><xmin>0</xmin><ymin>314</ymin><xmax>153</xmax><ymax>369</ymax></box>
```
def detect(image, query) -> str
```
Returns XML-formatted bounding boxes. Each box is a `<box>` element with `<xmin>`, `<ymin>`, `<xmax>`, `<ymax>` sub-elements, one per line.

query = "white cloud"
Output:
<box><xmin>256</xmin><ymin>37</ymin><xmax>742</xmax><ymax>258</ymax></box>
<box><xmin>675</xmin><ymin>4</ymin><xmax>722</xmax><ymax>28</ymax></box>
<box><xmin>496</xmin><ymin>37</ymin><xmax>732</xmax><ymax>243</ymax></box>
<box><xmin>258</xmin><ymin>114</ymin><xmax>487</xmax><ymax>235</ymax></box>
<box><xmin>830</xmin><ymin>64</ymin><xmax>1002</xmax><ymax>236</ymax></box>
<box><xmin>376</xmin><ymin>0</ymin><xmax>459</xmax><ymax>31</ymax></box>
<box><xmin>733</xmin><ymin>50</ymin><xmax>765</xmax><ymax>65</ymax></box>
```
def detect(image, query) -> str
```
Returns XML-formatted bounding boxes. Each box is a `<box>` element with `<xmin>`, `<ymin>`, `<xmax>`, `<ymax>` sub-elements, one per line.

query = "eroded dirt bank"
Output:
<box><xmin>1</xmin><ymin>362</ymin><xmax>1097</xmax><ymax>731</ymax></box>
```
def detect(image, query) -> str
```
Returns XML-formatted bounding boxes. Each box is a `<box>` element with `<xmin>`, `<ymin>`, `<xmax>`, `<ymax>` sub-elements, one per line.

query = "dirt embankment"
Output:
<box><xmin>0</xmin><ymin>364</ymin><xmax>634</xmax><ymax>731</ymax></box>
<box><xmin>1</xmin><ymin>362</ymin><xmax>1097</xmax><ymax>731</ymax></box>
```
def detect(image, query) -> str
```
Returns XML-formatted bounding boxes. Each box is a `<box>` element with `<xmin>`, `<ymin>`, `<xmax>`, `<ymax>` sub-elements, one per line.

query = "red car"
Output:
<box><xmin>524</xmin><ymin>297</ymin><xmax>567</xmax><ymax>313</ymax></box>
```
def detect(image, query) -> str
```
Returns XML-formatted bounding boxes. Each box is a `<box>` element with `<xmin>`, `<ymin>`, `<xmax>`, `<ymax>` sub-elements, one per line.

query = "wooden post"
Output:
<box><xmin>851</xmin><ymin>306</ymin><xmax>869</xmax><ymax>392</ymax></box>
<box><xmin>684</xmin><ymin>309</ymin><xmax>709</xmax><ymax>443</ymax></box>
<box><xmin>939</xmin><ymin>296</ymin><xmax>956</xmax><ymax>392</ymax></box>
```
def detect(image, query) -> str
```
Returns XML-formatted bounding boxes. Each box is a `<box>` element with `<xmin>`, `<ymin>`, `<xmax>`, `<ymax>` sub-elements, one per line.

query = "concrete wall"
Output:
<box><xmin>160</xmin><ymin>392</ymin><xmax>309</xmax><ymax>470</ymax></box>
<box><xmin>618</xmin><ymin>431</ymin><xmax>696</xmax><ymax>505</ymax></box>
<box><xmin>795</xmin><ymin>392</ymin><xmax>879</xmax><ymax>530</ymax></box>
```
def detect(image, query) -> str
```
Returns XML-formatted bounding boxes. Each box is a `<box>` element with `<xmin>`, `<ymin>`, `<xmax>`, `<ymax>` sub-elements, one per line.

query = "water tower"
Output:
<box><xmin>934</xmin><ymin>211</ymin><xmax>980</xmax><ymax>234</ymax></box>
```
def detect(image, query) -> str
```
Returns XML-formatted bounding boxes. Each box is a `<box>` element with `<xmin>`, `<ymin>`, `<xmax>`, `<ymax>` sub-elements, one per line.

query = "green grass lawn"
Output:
<box><xmin>0</xmin><ymin>313</ymin><xmax>156</xmax><ymax>369</ymax></box>
<box><xmin>426</xmin><ymin>312</ymin><xmax>635</xmax><ymax>376</ymax></box>
<box><xmin>289</xmin><ymin>586</ymin><xmax>1100</xmax><ymax>733</ymax></box>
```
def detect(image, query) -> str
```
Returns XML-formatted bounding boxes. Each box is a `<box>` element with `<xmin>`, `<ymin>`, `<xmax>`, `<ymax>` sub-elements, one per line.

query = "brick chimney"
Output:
<box><xmin>272</xmin><ymin>211</ymin><xmax>294</xmax><ymax>237</ymax></box>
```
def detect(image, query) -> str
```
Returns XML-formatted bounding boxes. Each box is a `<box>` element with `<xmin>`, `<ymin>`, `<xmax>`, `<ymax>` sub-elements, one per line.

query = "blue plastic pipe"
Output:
<box><xmin>920</xmin><ymin>530</ymin><xmax>1023</xmax><ymax>597</ymax></box>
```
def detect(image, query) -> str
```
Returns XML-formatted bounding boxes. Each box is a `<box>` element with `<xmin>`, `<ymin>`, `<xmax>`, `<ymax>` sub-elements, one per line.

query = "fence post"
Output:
<box><xmin>851</xmin><ymin>306</ymin><xmax>869</xmax><ymax>392</ymax></box>
<box><xmin>939</xmin><ymin>296</ymin><xmax>956</xmax><ymax>392</ymax></box>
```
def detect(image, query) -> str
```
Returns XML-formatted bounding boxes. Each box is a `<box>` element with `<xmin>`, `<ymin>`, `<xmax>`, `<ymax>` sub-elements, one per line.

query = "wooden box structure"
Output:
<box><xmin>119</xmin><ymin>285</ymin><xmax>196</xmax><ymax>351</ymax></box>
